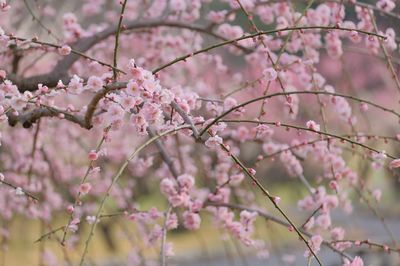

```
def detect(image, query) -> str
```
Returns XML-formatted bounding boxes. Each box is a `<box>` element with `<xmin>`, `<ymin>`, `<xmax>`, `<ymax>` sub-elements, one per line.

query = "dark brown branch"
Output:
<box><xmin>8</xmin><ymin>106</ymin><xmax>87</xmax><ymax>129</ymax></box>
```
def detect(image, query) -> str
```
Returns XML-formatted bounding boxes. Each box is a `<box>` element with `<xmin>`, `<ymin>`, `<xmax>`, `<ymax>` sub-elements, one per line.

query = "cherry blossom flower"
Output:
<box><xmin>306</xmin><ymin>120</ymin><xmax>320</xmax><ymax>132</ymax></box>
<box><xmin>372</xmin><ymin>189</ymin><xmax>382</xmax><ymax>202</ymax></box>
<box><xmin>166</xmin><ymin>212</ymin><xmax>178</xmax><ymax>230</ymax></box>
<box><xmin>377</xmin><ymin>0</ymin><xmax>395</xmax><ymax>12</ymax></box>
<box><xmin>86</xmin><ymin>76</ymin><xmax>104</xmax><ymax>92</ymax></box>
<box><xmin>182</xmin><ymin>211</ymin><xmax>201</xmax><ymax>230</ymax></box>
<box><xmin>389</xmin><ymin>158</ymin><xmax>400</xmax><ymax>169</ymax></box>
<box><xmin>330</xmin><ymin>227</ymin><xmax>345</xmax><ymax>241</ymax></box>
<box><xmin>67</xmin><ymin>75</ymin><xmax>84</xmax><ymax>94</ymax></box>
<box><xmin>343</xmin><ymin>256</ymin><xmax>364</xmax><ymax>266</ymax></box>
<box><xmin>304</xmin><ymin>234</ymin><xmax>323</xmax><ymax>257</ymax></box>
<box><xmin>79</xmin><ymin>183</ymin><xmax>92</xmax><ymax>195</ymax></box>
<box><xmin>263</xmin><ymin>67</ymin><xmax>277</xmax><ymax>81</ymax></box>
<box><xmin>58</xmin><ymin>45</ymin><xmax>71</xmax><ymax>56</ymax></box>
<box><xmin>86</xmin><ymin>216</ymin><xmax>97</xmax><ymax>224</ymax></box>
<box><xmin>205</xmin><ymin>135</ymin><xmax>223</xmax><ymax>148</ymax></box>
<box><xmin>15</xmin><ymin>187</ymin><xmax>24</xmax><ymax>196</ymax></box>
<box><xmin>177</xmin><ymin>174</ymin><xmax>195</xmax><ymax>190</ymax></box>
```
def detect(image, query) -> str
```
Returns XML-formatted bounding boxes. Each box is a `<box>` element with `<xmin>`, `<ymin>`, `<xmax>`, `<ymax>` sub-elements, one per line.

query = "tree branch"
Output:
<box><xmin>207</xmin><ymin>202</ymin><xmax>353</xmax><ymax>261</ymax></box>
<box><xmin>8</xmin><ymin>20</ymin><xmax>249</xmax><ymax>92</ymax></box>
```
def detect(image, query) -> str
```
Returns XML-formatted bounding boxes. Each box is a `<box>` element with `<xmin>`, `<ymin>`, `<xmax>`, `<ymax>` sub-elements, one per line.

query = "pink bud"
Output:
<box><xmin>79</xmin><ymin>182</ymin><xmax>92</xmax><ymax>195</ymax></box>
<box><xmin>360</xmin><ymin>103</ymin><xmax>368</xmax><ymax>112</ymax></box>
<box><xmin>248</xmin><ymin>168</ymin><xmax>256</xmax><ymax>175</ymax></box>
<box><xmin>263</xmin><ymin>67</ymin><xmax>277</xmax><ymax>81</ymax></box>
<box><xmin>88</xmin><ymin>150</ymin><xmax>98</xmax><ymax>161</ymax></box>
<box><xmin>389</xmin><ymin>158</ymin><xmax>400</xmax><ymax>169</ymax></box>
<box><xmin>67</xmin><ymin>205</ymin><xmax>74</xmax><ymax>213</ymax></box>
<box><xmin>272</xmin><ymin>196</ymin><xmax>281</xmax><ymax>204</ymax></box>
<box><xmin>58</xmin><ymin>45</ymin><xmax>71</xmax><ymax>56</ymax></box>
<box><xmin>329</xmin><ymin>181</ymin><xmax>339</xmax><ymax>191</ymax></box>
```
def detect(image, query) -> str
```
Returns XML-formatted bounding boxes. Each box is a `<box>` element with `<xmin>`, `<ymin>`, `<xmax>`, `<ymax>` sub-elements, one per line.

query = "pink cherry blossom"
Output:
<box><xmin>166</xmin><ymin>212</ymin><xmax>178</xmax><ymax>230</ymax></box>
<box><xmin>306</xmin><ymin>120</ymin><xmax>320</xmax><ymax>132</ymax></box>
<box><xmin>79</xmin><ymin>182</ymin><xmax>92</xmax><ymax>195</ymax></box>
<box><xmin>316</xmin><ymin>213</ymin><xmax>331</xmax><ymax>230</ymax></box>
<box><xmin>182</xmin><ymin>211</ymin><xmax>201</xmax><ymax>230</ymax></box>
<box><xmin>58</xmin><ymin>45</ymin><xmax>71</xmax><ymax>56</ymax></box>
<box><xmin>177</xmin><ymin>174</ymin><xmax>195</xmax><ymax>190</ymax></box>
<box><xmin>307</xmin><ymin>234</ymin><xmax>323</xmax><ymax>255</ymax></box>
<box><xmin>263</xmin><ymin>67</ymin><xmax>277</xmax><ymax>81</ymax></box>
<box><xmin>205</xmin><ymin>135</ymin><xmax>223</xmax><ymax>148</ymax></box>
<box><xmin>377</xmin><ymin>0</ymin><xmax>395</xmax><ymax>12</ymax></box>
<box><xmin>330</xmin><ymin>227</ymin><xmax>345</xmax><ymax>241</ymax></box>
<box><xmin>372</xmin><ymin>189</ymin><xmax>382</xmax><ymax>202</ymax></box>
<box><xmin>88</xmin><ymin>150</ymin><xmax>98</xmax><ymax>161</ymax></box>
<box><xmin>389</xmin><ymin>158</ymin><xmax>400</xmax><ymax>169</ymax></box>
<box><xmin>86</xmin><ymin>76</ymin><xmax>104</xmax><ymax>92</ymax></box>
<box><xmin>343</xmin><ymin>256</ymin><xmax>364</xmax><ymax>266</ymax></box>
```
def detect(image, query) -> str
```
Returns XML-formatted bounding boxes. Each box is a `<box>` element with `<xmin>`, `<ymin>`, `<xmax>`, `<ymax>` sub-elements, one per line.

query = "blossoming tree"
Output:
<box><xmin>0</xmin><ymin>0</ymin><xmax>400</xmax><ymax>265</ymax></box>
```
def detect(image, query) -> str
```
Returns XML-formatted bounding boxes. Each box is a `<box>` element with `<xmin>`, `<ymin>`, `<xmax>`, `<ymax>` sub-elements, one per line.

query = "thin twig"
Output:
<box><xmin>112</xmin><ymin>0</ymin><xmax>128</xmax><ymax>81</ymax></box>
<box><xmin>218</xmin><ymin>119</ymin><xmax>397</xmax><ymax>159</ymax></box>
<box><xmin>153</xmin><ymin>25</ymin><xmax>386</xmax><ymax>74</ymax></box>
<box><xmin>160</xmin><ymin>205</ymin><xmax>172</xmax><ymax>266</ymax></box>
<box><xmin>207</xmin><ymin>202</ymin><xmax>353</xmax><ymax>261</ymax></box>
<box><xmin>78</xmin><ymin>125</ymin><xmax>190</xmax><ymax>266</ymax></box>
<box><xmin>0</xmin><ymin>179</ymin><xmax>39</xmax><ymax>202</ymax></box>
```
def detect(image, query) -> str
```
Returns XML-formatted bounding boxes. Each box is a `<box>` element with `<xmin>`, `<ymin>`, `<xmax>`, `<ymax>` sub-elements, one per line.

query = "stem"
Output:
<box><xmin>160</xmin><ymin>206</ymin><xmax>172</xmax><ymax>266</ymax></box>
<box><xmin>61</xmin><ymin>127</ymin><xmax>110</xmax><ymax>245</ymax></box>
<box><xmin>0</xmin><ymin>179</ymin><xmax>39</xmax><ymax>202</ymax></box>
<box><xmin>112</xmin><ymin>0</ymin><xmax>128</xmax><ymax>81</ymax></box>
<box><xmin>368</xmin><ymin>9</ymin><xmax>400</xmax><ymax>94</ymax></box>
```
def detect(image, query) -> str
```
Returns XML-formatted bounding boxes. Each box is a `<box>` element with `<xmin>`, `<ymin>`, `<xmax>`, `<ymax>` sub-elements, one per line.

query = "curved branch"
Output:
<box><xmin>79</xmin><ymin>124</ymin><xmax>190</xmax><ymax>265</ymax></box>
<box><xmin>8</xmin><ymin>20</ymin><xmax>248</xmax><ymax>92</ymax></box>
<box><xmin>199</xmin><ymin>90</ymin><xmax>400</xmax><ymax>136</ymax></box>
<box><xmin>219</xmin><ymin>119</ymin><xmax>396</xmax><ymax>159</ymax></box>
<box><xmin>8</xmin><ymin>106</ymin><xmax>87</xmax><ymax>129</ymax></box>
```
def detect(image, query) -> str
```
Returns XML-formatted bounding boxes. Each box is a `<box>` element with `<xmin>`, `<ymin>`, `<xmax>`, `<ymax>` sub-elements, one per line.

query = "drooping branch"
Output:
<box><xmin>207</xmin><ymin>202</ymin><xmax>354</xmax><ymax>261</ymax></box>
<box><xmin>78</xmin><ymin>125</ymin><xmax>190</xmax><ymax>265</ymax></box>
<box><xmin>112</xmin><ymin>0</ymin><xmax>128</xmax><ymax>81</ymax></box>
